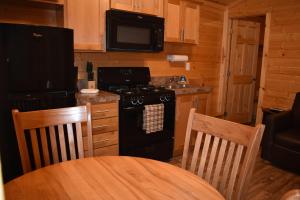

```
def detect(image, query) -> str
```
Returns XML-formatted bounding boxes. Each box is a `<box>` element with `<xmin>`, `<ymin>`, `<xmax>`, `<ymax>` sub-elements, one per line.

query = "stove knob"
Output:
<box><xmin>165</xmin><ymin>95</ymin><xmax>170</xmax><ymax>102</ymax></box>
<box><xmin>131</xmin><ymin>100</ymin><xmax>138</xmax><ymax>105</ymax></box>
<box><xmin>137</xmin><ymin>97</ymin><xmax>144</xmax><ymax>105</ymax></box>
<box><xmin>131</xmin><ymin>97</ymin><xmax>138</xmax><ymax>105</ymax></box>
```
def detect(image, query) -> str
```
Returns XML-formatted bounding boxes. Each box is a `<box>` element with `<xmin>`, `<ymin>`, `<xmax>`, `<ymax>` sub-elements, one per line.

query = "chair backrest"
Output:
<box><xmin>292</xmin><ymin>92</ymin><xmax>300</xmax><ymax>128</ymax></box>
<box><xmin>182</xmin><ymin>108</ymin><xmax>265</xmax><ymax>200</ymax></box>
<box><xmin>12</xmin><ymin>103</ymin><xmax>93</xmax><ymax>174</ymax></box>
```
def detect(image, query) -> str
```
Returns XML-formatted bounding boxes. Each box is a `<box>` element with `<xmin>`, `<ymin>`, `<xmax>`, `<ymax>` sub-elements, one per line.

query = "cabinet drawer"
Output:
<box><xmin>92</xmin><ymin>102</ymin><xmax>118</xmax><ymax>119</ymax></box>
<box><xmin>84</xmin><ymin>145</ymin><xmax>119</xmax><ymax>157</ymax></box>
<box><xmin>92</xmin><ymin>117</ymin><xmax>118</xmax><ymax>133</ymax></box>
<box><xmin>83</xmin><ymin>131</ymin><xmax>118</xmax><ymax>150</ymax></box>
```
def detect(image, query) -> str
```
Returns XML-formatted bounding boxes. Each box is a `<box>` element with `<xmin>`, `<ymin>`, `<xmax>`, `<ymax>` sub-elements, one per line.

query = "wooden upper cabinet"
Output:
<box><xmin>110</xmin><ymin>0</ymin><xmax>134</xmax><ymax>12</ymax></box>
<box><xmin>65</xmin><ymin>0</ymin><xmax>109</xmax><ymax>51</ymax></box>
<box><xmin>181</xmin><ymin>1</ymin><xmax>199</xmax><ymax>44</ymax></box>
<box><xmin>111</xmin><ymin>0</ymin><xmax>163</xmax><ymax>16</ymax></box>
<box><xmin>164</xmin><ymin>0</ymin><xmax>181</xmax><ymax>42</ymax></box>
<box><xmin>164</xmin><ymin>0</ymin><xmax>200</xmax><ymax>44</ymax></box>
<box><xmin>136</xmin><ymin>0</ymin><xmax>162</xmax><ymax>16</ymax></box>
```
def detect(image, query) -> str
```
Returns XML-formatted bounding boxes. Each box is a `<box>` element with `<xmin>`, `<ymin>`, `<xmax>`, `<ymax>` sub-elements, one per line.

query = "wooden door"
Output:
<box><xmin>164</xmin><ymin>0</ymin><xmax>181</xmax><ymax>42</ymax></box>
<box><xmin>111</xmin><ymin>0</ymin><xmax>134</xmax><ymax>12</ymax></box>
<box><xmin>65</xmin><ymin>0</ymin><xmax>108</xmax><ymax>51</ymax></box>
<box><xmin>137</xmin><ymin>0</ymin><xmax>162</xmax><ymax>16</ymax></box>
<box><xmin>225</xmin><ymin>19</ymin><xmax>260</xmax><ymax>124</ymax></box>
<box><xmin>181</xmin><ymin>1</ymin><xmax>199</xmax><ymax>44</ymax></box>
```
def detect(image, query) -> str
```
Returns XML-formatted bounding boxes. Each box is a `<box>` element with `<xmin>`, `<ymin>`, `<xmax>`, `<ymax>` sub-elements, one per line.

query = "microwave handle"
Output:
<box><xmin>155</xmin><ymin>28</ymin><xmax>164</xmax><ymax>49</ymax></box>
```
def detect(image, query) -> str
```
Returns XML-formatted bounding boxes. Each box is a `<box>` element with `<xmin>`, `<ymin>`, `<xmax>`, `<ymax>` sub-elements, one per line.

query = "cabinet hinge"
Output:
<box><xmin>227</xmin><ymin>70</ymin><xmax>231</xmax><ymax>78</ymax></box>
<box><xmin>224</xmin><ymin>111</ymin><xmax>228</xmax><ymax>117</ymax></box>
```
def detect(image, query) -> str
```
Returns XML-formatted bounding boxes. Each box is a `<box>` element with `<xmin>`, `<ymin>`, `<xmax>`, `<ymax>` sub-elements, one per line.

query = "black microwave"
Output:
<box><xmin>106</xmin><ymin>9</ymin><xmax>164</xmax><ymax>52</ymax></box>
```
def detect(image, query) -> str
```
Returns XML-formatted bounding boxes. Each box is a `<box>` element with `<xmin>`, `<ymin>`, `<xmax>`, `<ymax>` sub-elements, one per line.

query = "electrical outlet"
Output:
<box><xmin>185</xmin><ymin>62</ymin><xmax>190</xmax><ymax>71</ymax></box>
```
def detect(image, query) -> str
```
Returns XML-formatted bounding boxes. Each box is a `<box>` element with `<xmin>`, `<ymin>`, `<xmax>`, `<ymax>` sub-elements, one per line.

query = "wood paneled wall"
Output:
<box><xmin>229</xmin><ymin>0</ymin><xmax>300</xmax><ymax>110</ymax></box>
<box><xmin>75</xmin><ymin>2</ymin><xmax>224</xmax><ymax>116</ymax></box>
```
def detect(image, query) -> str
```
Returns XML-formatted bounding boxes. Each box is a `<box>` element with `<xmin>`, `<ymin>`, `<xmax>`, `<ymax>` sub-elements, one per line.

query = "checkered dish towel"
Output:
<box><xmin>143</xmin><ymin>104</ymin><xmax>164</xmax><ymax>134</ymax></box>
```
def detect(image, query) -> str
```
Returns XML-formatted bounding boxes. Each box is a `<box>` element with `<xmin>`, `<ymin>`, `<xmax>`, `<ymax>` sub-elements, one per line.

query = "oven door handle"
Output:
<box><xmin>123</xmin><ymin>107</ymin><xmax>136</xmax><ymax>110</ymax></box>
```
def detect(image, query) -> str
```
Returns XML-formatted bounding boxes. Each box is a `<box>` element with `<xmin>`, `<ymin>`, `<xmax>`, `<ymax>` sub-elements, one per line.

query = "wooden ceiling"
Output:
<box><xmin>206</xmin><ymin>0</ymin><xmax>238</xmax><ymax>5</ymax></box>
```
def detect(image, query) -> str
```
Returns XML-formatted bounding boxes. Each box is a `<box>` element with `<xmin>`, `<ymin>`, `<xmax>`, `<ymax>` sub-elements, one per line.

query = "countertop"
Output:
<box><xmin>172</xmin><ymin>86</ymin><xmax>212</xmax><ymax>95</ymax></box>
<box><xmin>76</xmin><ymin>90</ymin><xmax>120</xmax><ymax>105</ymax></box>
<box><xmin>76</xmin><ymin>85</ymin><xmax>211</xmax><ymax>105</ymax></box>
<box><xmin>162</xmin><ymin>85</ymin><xmax>212</xmax><ymax>95</ymax></box>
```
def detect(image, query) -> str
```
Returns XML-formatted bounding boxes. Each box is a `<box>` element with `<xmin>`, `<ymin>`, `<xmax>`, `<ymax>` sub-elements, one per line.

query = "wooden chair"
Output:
<box><xmin>182</xmin><ymin>108</ymin><xmax>265</xmax><ymax>200</ymax></box>
<box><xmin>12</xmin><ymin>103</ymin><xmax>93</xmax><ymax>174</ymax></box>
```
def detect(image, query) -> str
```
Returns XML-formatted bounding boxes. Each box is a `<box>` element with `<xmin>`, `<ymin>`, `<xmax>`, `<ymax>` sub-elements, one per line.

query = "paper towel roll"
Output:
<box><xmin>167</xmin><ymin>55</ymin><xmax>189</xmax><ymax>62</ymax></box>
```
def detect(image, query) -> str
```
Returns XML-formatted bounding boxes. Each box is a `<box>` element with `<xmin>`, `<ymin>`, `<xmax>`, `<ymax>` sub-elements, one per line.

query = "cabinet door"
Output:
<box><xmin>65</xmin><ymin>0</ymin><xmax>107</xmax><ymax>51</ymax></box>
<box><xmin>192</xmin><ymin>94</ymin><xmax>208</xmax><ymax>114</ymax></box>
<box><xmin>181</xmin><ymin>1</ymin><xmax>199</xmax><ymax>44</ymax></box>
<box><xmin>137</xmin><ymin>0</ymin><xmax>162</xmax><ymax>16</ymax></box>
<box><xmin>174</xmin><ymin>94</ymin><xmax>194</xmax><ymax>156</ymax></box>
<box><xmin>164</xmin><ymin>0</ymin><xmax>181</xmax><ymax>42</ymax></box>
<box><xmin>111</xmin><ymin>0</ymin><xmax>134</xmax><ymax>12</ymax></box>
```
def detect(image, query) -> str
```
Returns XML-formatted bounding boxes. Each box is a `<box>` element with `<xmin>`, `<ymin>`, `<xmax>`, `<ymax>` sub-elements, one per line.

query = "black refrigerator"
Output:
<box><xmin>0</xmin><ymin>23</ymin><xmax>77</xmax><ymax>182</ymax></box>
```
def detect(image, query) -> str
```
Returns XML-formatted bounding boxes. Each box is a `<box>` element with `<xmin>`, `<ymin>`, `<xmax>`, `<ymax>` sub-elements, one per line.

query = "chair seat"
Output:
<box><xmin>275</xmin><ymin>129</ymin><xmax>300</xmax><ymax>152</ymax></box>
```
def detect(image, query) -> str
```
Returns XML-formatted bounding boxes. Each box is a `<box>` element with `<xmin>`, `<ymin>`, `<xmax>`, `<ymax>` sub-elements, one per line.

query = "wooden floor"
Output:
<box><xmin>169</xmin><ymin>154</ymin><xmax>300</xmax><ymax>200</ymax></box>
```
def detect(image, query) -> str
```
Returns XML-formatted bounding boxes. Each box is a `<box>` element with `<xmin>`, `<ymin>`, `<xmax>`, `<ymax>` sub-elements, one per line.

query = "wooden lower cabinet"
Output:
<box><xmin>83</xmin><ymin>101</ymin><xmax>119</xmax><ymax>157</ymax></box>
<box><xmin>173</xmin><ymin>93</ymin><xmax>209</xmax><ymax>156</ymax></box>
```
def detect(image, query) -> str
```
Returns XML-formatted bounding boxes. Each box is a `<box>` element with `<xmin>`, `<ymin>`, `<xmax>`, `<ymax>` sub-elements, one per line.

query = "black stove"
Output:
<box><xmin>98</xmin><ymin>67</ymin><xmax>175</xmax><ymax>161</ymax></box>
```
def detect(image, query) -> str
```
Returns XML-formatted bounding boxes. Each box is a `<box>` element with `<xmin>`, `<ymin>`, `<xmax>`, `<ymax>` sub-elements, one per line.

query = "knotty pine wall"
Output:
<box><xmin>229</xmin><ymin>0</ymin><xmax>300</xmax><ymax>110</ymax></box>
<box><xmin>75</xmin><ymin>3</ymin><xmax>224</xmax><ymax>116</ymax></box>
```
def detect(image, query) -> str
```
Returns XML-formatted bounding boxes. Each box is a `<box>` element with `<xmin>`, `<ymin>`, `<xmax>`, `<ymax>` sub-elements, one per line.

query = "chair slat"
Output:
<box><xmin>49</xmin><ymin>126</ymin><xmax>59</xmax><ymax>164</ymax></box>
<box><xmin>227</xmin><ymin>144</ymin><xmax>244</xmax><ymax>199</ymax></box>
<box><xmin>197</xmin><ymin>134</ymin><xmax>212</xmax><ymax>177</ymax></box>
<box><xmin>75</xmin><ymin>123</ymin><xmax>84</xmax><ymax>158</ymax></box>
<box><xmin>58</xmin><ymin>125</ymin><xmax>67</xmax><ymax>161</ymax></box>
<box><xmin>190</xmin><ymin>131</ymin><xmax>203</xmax><ymax>173</ymax></box>
<box><xmin>67</xmin><ymin>124</ymin><xmax>76</xmax><ymax>160</ymax></box>
<box><xmin>29</xmin><ymin>129</ymin><xmax>41</xmax><ymax>169</ymax></box>
<box><xmin>40</xmin><ymin>127</ymin><xmax>50</xmax><ymax>166</ymax></box>
<box><xmin>211</xmin><ymin>139</ymin><xmax>228</xmax><ymax>188</ymax></box>
<box><xmin>205</xmin><ymin>136</ymin><xmax>220</xmax><ymax>183</ymax></box>
<box><xmin>219</xmin><ymin>142</ymin><xmax>236</xmax><ymax>194</ymax></box>
<box><xmin>86</xmin><ymin>103</ymin><xmax>93</xmax><ymax>157</ymax></box>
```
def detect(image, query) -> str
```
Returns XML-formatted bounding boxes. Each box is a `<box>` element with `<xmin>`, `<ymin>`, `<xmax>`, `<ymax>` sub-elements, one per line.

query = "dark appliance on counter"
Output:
<box><xmin>106</xmin><ymin>9</ymin><xmax>164</xmax><ymax>52</ymax></box>
<box><xmin>0</xmin><ymin>23</ymin><xmax>76</xmax><ymax>182</ymax></box>
<box><xmin>98</xmin><ymin>67</ymin><xmax>175</xmax><ymax>161</ymax></box>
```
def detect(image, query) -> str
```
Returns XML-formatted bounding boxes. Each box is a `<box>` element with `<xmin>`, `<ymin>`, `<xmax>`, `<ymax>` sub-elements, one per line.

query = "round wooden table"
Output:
<box><xmin>5</xmin><ymin>156</ymin><xmax>224</xmax><ymax>200</ymax></box>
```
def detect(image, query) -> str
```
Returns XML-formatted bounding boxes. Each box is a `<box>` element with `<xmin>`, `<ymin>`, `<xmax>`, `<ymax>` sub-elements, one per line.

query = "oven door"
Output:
<box><xmin>106</xmin><ymin>11</ymin><xmax>164</xmax><ymax>52</ymax></box>
<box><xmin>119</xmin><ymin>102</ymin><xmax>175</xmax><ymax>160</ymax></box>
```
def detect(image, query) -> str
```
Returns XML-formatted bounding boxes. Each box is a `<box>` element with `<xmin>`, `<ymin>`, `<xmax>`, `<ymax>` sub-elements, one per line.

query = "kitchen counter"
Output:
<box><xmin>167</xmin><ymin>85</ymin><xmax>212</xmax><ymax>95</ymax></box>
<box><xmin>76</xmin><ymin>91</ymin><xmax>120</xmax><ymax>105</ymax></box>
<box><xmin>161</xmin><ymin>84</ymin><xmax>212</xmax><ymax>95</ymax></box>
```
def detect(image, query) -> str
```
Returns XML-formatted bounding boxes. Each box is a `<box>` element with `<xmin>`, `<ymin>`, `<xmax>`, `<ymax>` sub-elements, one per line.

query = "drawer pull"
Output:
<box><xmin>94</xmin><ymin>109</ymin><xmax>110</xmax><ymax>113</ymax></box>
<box><xmin>93</xmin><ymin>125</ymin><xmax>109</xmax><ymax>129</ymax></box>
<box><xmin>94</xmin><ymin>139</ymin><xmax>110</xmax><ymax>144</ymax></box>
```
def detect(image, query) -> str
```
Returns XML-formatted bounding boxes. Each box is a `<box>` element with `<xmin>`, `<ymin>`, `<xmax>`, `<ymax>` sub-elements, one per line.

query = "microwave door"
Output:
<box><xmin>107</xmin><ymin>20</ymin><xmax>155</xmax><ymax>52</ymax></box>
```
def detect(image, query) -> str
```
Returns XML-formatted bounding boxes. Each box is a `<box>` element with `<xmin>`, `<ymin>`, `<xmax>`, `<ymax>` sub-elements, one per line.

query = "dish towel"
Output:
<box><xmin>143</xmin><ymin>104</ymin><xmax>164</xmax><ymax>134</ymax></box>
